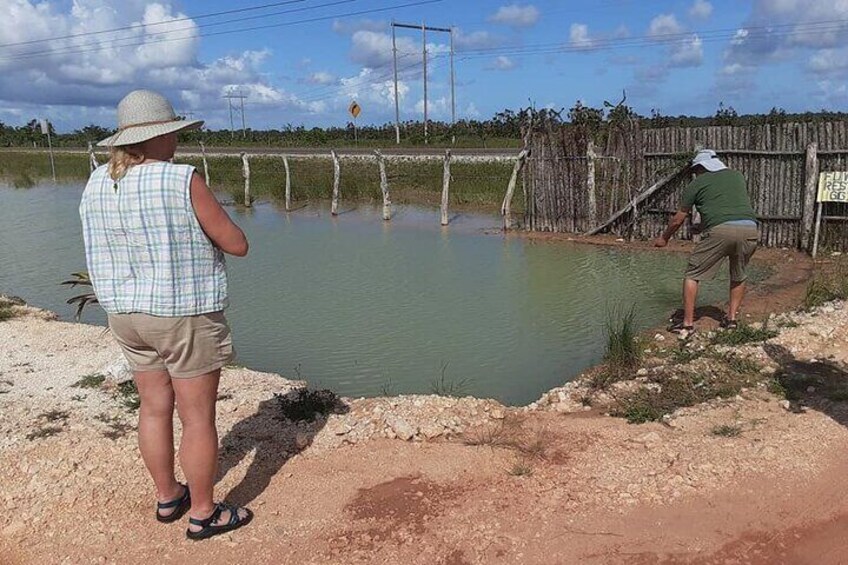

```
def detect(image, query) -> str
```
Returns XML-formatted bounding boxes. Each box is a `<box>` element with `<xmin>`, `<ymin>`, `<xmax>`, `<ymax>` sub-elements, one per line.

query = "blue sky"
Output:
<box><xmin>1</xmin><ymin>0</ymin><xmax>846</xmax><ymax>131</ymax></box>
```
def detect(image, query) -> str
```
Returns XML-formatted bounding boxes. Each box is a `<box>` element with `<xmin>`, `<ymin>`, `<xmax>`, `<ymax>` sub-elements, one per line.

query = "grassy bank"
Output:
<box><xmin>0</xmin><ymin>151</ymin><xmax>518</xmax><ymax>211</ymax></box>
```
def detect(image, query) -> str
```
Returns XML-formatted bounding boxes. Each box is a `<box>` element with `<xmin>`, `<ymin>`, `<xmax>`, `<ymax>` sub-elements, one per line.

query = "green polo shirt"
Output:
<box><xmin>681</xmin><ymin>169</ymin><xmax>757</xmax><ymax>231</ymax></box>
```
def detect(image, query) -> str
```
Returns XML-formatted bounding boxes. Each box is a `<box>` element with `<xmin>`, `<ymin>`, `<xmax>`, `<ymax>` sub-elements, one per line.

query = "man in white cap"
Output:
<box><xmin>654</xmin><ymin>149</ymin><xmax>758</xmax><ymax>337</ymax></box>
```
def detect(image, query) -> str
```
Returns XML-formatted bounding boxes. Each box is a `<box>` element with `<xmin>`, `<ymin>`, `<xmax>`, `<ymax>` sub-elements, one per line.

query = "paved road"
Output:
<box><xmin>3</xmin><ymin>146</ymin><xmax>518</xmax><ymax>158</ymax></box>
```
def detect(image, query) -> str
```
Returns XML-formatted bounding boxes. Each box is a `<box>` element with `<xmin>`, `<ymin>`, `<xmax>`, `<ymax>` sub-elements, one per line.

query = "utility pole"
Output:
<box><xmin>223</xmin><ymin>88</ymin><xmax>248</xmax><ymax>139</ymax></box>
<box><xmin>239</xmin><ymin>91</ymin><xmax>246</xmax><ymax>139</ymax></box>
<box><xmin>422</xmin><ymin>22</ymin><xmax>428</xmax><ymax>144</ymax></box>
<box><xmin>392</xmin><ymin>20</ymin><xmax>401</xmax><ymax>145</ymax></box>
<box><xmin>392</xmin><ymin>22</ymin><xmax>453</xmax><ymax>146</ymax></box>
<box><xmin>450</xmin><ymin>27</ymin><xmax>456</xmax><ymax>144</ymax></box>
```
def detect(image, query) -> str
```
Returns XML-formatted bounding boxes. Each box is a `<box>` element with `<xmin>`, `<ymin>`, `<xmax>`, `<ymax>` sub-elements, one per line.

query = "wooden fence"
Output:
<box><xmin>525</xmin><ymin>121</ymin><xmax>848</xmax><ymax>252</ymax></box>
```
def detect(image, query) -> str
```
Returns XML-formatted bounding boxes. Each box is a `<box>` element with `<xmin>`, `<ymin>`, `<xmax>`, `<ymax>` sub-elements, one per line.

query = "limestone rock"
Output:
<box><xmin>102</xmin><ymin>357</ymin><xmax>133</xmax><ymax>384</ymax></box>
<box><xmin>385</xmin><ymin>416</ymin><xmax>416</xmax><ymax>441</ymax></box>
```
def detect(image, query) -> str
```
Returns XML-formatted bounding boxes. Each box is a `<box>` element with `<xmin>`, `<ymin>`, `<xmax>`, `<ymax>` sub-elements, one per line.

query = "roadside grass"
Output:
<box><xmin>0</xmin><ymin>150</ymin><xmax>515</xmax><ymax>210</ymax></box>
<box><xmin>178</xmin><ymin>153</ymin><xmax>515</xmax><ymax>210</ymax></box>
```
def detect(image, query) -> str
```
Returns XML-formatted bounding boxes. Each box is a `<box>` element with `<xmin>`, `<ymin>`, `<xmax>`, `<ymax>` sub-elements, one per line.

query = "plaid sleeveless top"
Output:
<box><xmin>80</xmin><ymin>162</ymin><xmax>228</xmax><ymax>316</ymax></box>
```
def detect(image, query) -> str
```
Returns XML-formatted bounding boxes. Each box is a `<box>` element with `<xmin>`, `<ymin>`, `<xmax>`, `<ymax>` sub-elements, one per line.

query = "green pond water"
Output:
<box><xmin>0</xmin><ymin>183</ymin><xmax>756</xmax><ymax>405</ymax></box>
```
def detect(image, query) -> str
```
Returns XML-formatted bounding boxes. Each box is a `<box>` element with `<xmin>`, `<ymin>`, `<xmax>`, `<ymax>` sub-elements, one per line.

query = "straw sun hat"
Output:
<box><xmin>97</xmin><ymin>89</ymin><xmax>203</xmax><ymax>147</ymax></box>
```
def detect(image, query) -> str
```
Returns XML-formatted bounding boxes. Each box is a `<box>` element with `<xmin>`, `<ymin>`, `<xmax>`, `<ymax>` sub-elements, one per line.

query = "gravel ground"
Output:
<box><xmin>3</xmin><ymin>297</ymin><xmax>848</xmax><ymax>564</ymax></box>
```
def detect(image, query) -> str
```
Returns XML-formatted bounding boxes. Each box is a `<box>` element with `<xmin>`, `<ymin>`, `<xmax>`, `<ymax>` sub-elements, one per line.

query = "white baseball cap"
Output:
<box><xmin>692</xmin><ymin>149</ymin><xmax>727</xmax><ymax>172</ymax></box>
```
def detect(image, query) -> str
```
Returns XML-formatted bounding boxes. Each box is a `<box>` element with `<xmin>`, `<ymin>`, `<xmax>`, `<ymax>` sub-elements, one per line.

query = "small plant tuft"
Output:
<box><xmin>116</xmin><ymin>381</ymin><xmax>140</xmax><ymax>411</ymax></box>
<box><xmin>710</xmin><ymin>322</ymin><xmax>778</xmax><ymax>346</ymax></box>
<box><xmin>604</xmin><ymin>304</ymin><xmax>641</xmax><ymax>371</ymax></box>
<box><xmin>430</xmin><ymin>361</ymin><xmax>471</xmax><ymax>397</ymax></box>
<box><xmin>711</xmin><ymin>424</ymin><xmax>743</xmax><ymax>437</ymax></box>
<box><xmin>507</xmin><ymin>458</ymin><xmax>534</xmax><ymax>477</ymax></box>
<box><xmin>73</xmin><ymin>373</ymin><xmax>106</xmax><ymax>389</ymax></box>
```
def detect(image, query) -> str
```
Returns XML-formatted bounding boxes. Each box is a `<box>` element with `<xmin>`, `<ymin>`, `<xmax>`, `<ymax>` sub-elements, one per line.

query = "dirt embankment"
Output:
<box><xmin>3</xmin><ymin>266</ymin><xmax>848</xmax><ymax>564</ymax></box>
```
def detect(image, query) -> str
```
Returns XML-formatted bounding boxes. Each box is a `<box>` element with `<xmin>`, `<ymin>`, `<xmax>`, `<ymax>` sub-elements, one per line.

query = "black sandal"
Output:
<box><xmin>667</xmin><ymin>320</ymin><xmax>696</xmax><ymax>338</ymax></box>
<box><xmin>156</xmin><ymin>483</ymin><xmax>191</xmax><ymax>523</ymax></box>
<box><xmin>186</xmin><ymin>503</ymin><xmax>253</xmax><ymax>541</ymax></box>
<box><xmin>720</xmin><ymin>317</ymin><xmax>738</xmax><ymax>330</ymax></box>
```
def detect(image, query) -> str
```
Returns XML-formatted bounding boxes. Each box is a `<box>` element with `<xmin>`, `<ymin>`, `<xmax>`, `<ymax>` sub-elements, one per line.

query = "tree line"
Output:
<box><xmin>2</xmin><ymin>102</ymin><xmax>847</xmax><ymax>149</ymax></box>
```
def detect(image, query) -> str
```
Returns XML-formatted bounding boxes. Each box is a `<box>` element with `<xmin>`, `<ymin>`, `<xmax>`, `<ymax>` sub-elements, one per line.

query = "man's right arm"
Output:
<box><xmin>654</xmin><ymin>181</ymin><xmax>696</xmax><ymax>247</ymax></box>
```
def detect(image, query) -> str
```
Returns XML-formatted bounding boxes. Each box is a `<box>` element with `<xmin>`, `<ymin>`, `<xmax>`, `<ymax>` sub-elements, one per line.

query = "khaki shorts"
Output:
<box><xmin>684</xmin><ymin>223</ymin><xmax>759</xmax><ymax>283</ymax></box>
<box><xmin>108</xmin><ymin>311</ymin><xmax>235</xmax><ymax>378</ymax></box>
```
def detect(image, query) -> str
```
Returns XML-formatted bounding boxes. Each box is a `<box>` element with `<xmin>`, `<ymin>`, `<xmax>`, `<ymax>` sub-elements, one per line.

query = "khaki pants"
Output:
<box><xmin>684</xmin><ymin>224</ymin><xmax>759</xmax><ymax>282</ymax></box>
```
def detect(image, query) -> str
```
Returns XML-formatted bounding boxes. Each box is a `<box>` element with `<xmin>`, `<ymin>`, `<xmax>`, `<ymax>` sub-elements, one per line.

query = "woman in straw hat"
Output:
<box><xmin>80</xmin><ymin>89</ymin><xmax>252</xmax><ymax>540</ymax></box>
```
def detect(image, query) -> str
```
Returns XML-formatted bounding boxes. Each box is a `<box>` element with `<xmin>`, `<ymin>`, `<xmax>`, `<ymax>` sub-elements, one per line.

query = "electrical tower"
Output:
<box><xmin>223</xmin><ymin>88</ymin><xmax>248</xmax><ymax>139</ymax></box>
<box><xmin>391</xmin><ymin>21</ymin><xmax>455</xmax><ymax>145</ymax></box>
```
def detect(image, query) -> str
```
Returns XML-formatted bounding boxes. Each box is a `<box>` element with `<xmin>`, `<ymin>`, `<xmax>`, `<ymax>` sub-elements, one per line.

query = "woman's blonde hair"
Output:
<box><xmin>108</xmin><ymin>143</ymin><xmax>145</xmax><ymax>182</ymax></box>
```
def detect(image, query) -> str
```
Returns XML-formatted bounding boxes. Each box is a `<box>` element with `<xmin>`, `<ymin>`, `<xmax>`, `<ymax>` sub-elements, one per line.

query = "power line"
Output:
<box><xmin>0</xmin><ymin>0</ymin><xmax>445</xmax><ymax>63</ymax></box>
<box><xmin>3</xmin><ymin>0</ymin><xmax>358</xmax><ymax>61</ymax></box>
<box><xmin>0</xmin><ymin>0</ymin><xmax>311</xmax><ymax>48</ymax></box>
<box><xmin>446</xmin><ymin>19</ymin><xmax>848</xmax><ymax>60</ymax></box>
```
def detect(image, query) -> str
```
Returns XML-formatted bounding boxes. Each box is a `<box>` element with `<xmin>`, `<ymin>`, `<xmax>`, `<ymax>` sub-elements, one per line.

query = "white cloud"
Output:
<box><xmin>720</xmin><ymin>63</ymin><xmax>746</xmax><ymax>75</ymax></box>
<box><xmin>725</xmin><ymin>0</ymin><xmax>848</xmax><ymax>70</ymax></box>
<box><xmin>488</xmin><ymin>4</ymin><xmax>540</xmax><ymax>28</ymax></box>
<box><xmin>305</xmin><ymin>71</ymin><xmax>337</xmax><ymax>85</ymax></box>
<box><xmin>809</xmin><ymin>48</ymin><xmax>848</xmax><ymax>76</ymax></box>
<box><xmin>487</xmin><ymin>56</ymin><xmax>517</xmax><ymax>71</ymax></box>
<box><xmin>349</xmin><ymin>30</ymin><xmax>448</xmax><ymax>70</ymax></box>
<box><xmin>331</xmin><ymin>18</ymin><xmax>386</xmax><ymax>35</ymax></box>
<box><xmin>0</xmin><ymin>1</ymin><xmax>321</xmax><ymax>129</ymax></box>
<box><xmin>648</xmin><ymin>14</ymin><xmax>684</xmax><ymax>38</ymax></box>
<box><xmin>454</xmin><ymin>29</ymin><xmax>503</xmax><ymax>50</ymax></box>
<box><xmin>339</xmin><ymin>67</ymin><xmax>409</xmax><ymax>112</ymax></box>
<box><xmin>689</xmin><ymin>0</ymin><xmax>713</xmax><ymax>20</ymax></box>
<box><xmin>464</xmin><ymin>102</ymin><xmax>480</xmax><ymax>119</ymax></box>
<box><xmin>670</xmin><ymin>34</ymin><xmax>704</xmax><ymax>67</ymax></box>
<box><xmin>569</xmin><ymin>24</ymin><xmax>595</xmax><ymax>50</ymax></box>
<box><xmin>414</xmin><ymin>96</ymin><xmax>449</xmax><ymax>117</ymax></box>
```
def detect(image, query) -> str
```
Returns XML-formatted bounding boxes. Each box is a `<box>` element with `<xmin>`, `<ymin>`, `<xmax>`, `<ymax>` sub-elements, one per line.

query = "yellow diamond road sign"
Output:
<box><xmin>349</xmin><ymin>101</ymin><xmax>361</xmax><ymax>119</ymax></box>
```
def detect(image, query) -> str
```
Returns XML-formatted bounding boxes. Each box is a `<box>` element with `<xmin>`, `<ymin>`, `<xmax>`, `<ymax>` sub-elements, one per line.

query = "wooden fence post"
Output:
<box><xmin>586</xmin><ymin>141</ymin><xmax>597</xmax><ymax>226</ymax></box>
<box><xmin>331</xmin><ymin>150</ymin><xmax>340</xmax><ymax>216</ymax></box>
<box><xmin>199</xmin><ymin>141</ymin><xmax>210</xmax><ymax>186</ymax></box>
<box><xmin>87</xmin><ymin>142</ymin><xmax>98</xmax><ymax>172</ymax></box>
<box><xmin>240</xmin><ymin>152</ymin><xmax>251</xmax><ymax>207</ymax></box>
<box><xmin>441</xmin><ymin>150</ymin><xmax>451</xmax><ymax>226</ymax></box>
<box><xmin>801</xmin><ymin>142</ymin><xmax>819</xmax><ymax>251</ymax></box>
<box><xmin>375</xmin><ymin>150</ymin><xmax>391</xmax><ymax>220</ymax></box>
<box><xmin>283</xmin><ymin>154</ymin><xmax>292</xmax><ymax>212</ymax></box>
<box><xmin>501</xmin><ymin>148</ymin><xmax>530</xmax><ymax>230</ymax></box>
